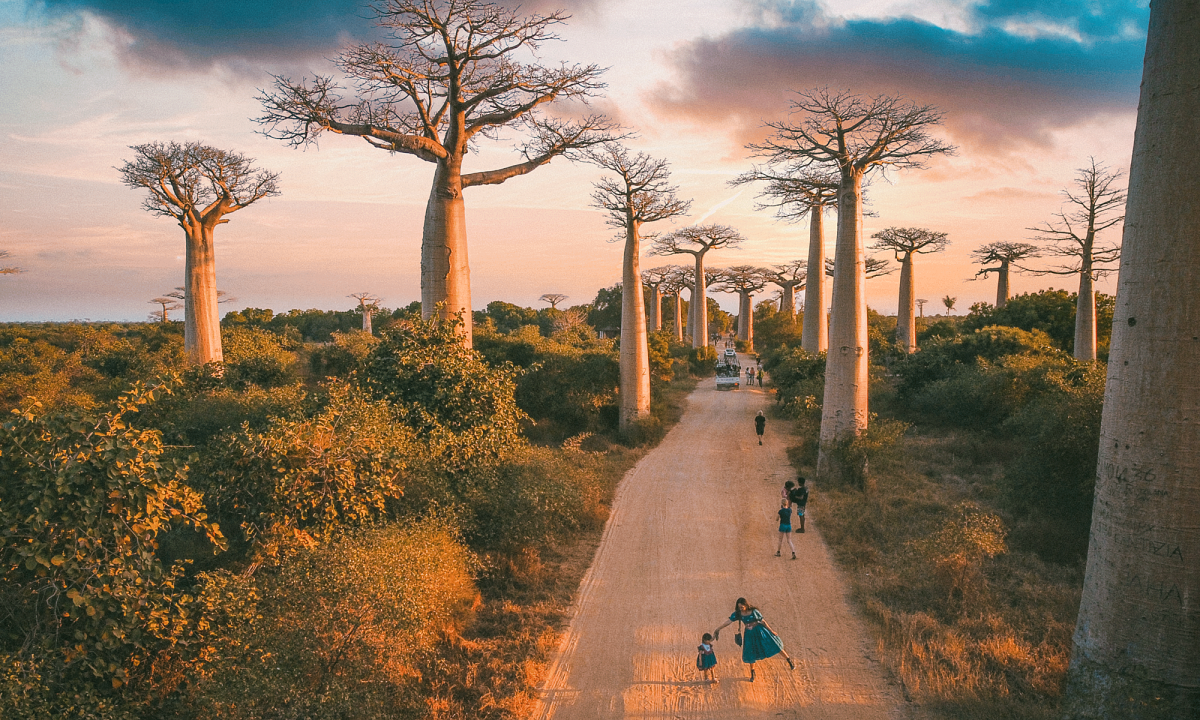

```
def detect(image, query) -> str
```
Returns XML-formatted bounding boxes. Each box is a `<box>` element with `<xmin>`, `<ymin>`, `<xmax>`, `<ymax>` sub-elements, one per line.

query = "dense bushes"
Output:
<box><xmin>961</xmin><ymin>289</ymin><xmax>1114</xmax><ymax>355</ymax></box>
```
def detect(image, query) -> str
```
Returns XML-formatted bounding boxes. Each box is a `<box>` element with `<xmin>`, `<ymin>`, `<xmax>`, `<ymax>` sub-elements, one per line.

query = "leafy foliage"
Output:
<box><xmin>910</xmin><ymin>503</ymin><xmax>1008</xmax><ymax>605</ymax></box>
<box><xmin>0</xmin><ymin>383</ymin><xmax>223</xmax><ymax>684</ymax></box>
<box><xmin>962</xmin><ymin>290</ymin><xmax>1114</xmax><ymax>355</ymax></box>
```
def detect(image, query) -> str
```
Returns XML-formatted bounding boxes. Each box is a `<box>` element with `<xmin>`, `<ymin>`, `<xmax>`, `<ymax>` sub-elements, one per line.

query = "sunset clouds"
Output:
<box><xmin>654</xmin><ymin>0</ymin><xmax>1147</xmax><ymax>151</ymax></box>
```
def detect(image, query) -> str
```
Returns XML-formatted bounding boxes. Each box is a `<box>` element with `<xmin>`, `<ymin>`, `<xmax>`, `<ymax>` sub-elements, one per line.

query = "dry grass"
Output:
<box><xmin>792</xmin><ymin>419</ymin><xmax>1083</xmax><ymax>720</ymax></box>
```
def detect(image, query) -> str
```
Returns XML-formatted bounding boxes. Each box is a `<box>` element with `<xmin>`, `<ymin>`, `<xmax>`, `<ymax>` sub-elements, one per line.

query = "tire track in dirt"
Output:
<box><xmin>531</xmin><ymin>360</ymin><xmax>916</xmax><ymax>719</ymax></box>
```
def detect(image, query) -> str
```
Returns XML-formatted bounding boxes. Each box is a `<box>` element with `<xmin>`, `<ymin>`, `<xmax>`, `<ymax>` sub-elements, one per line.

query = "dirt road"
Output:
<box><xmin>531</xmin><ymin>359</ymin><xmax>915</xmax><ymax>720</ymax></box>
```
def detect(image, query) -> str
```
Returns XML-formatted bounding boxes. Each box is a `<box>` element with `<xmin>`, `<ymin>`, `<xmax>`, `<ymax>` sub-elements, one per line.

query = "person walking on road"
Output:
<box><xmin>713</xmin><ymin>598</ymin><xmax>795</xmax><ymax>682</ymax></box>
<box><xmin>788</xmin><ymin>477</ymin><xmax>809</xmax><ymax>533</ymax></box>
<box><xmin>755</xmin><ymin>410</ymin><xmax>766</xmax><ymax>445</ymax></box>
<box><xmin>776</xmin><ymin>499</ymin><xmax>797</xmax><ymax>559</ymax></box>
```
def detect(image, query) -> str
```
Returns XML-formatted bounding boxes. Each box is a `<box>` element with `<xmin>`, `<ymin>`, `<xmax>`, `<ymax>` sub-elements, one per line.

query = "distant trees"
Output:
<box><xmin>943</xmin><ymin>295</ymin><xmax>958</xmax><ymax>314</ymax></box>
<box><xmin>712</xmin><ymin>266</ymin><xmax>769</xmax><ymax>350</ymax></box>
<box><xmin>588</xmin><ymin>145</ymin><xmax>690</xmax><ymax>431</ymax></box>
<box><xmin>1028</xmin><ymin>159</ymin><xmax>1126</xmax><ymax>361</ymax></box>
<box><xmin>118</xmin><ymin>142</ymin><xmax>280</xmax><ymax>365</ymax></box>
<box><xmin>1065</xmin><ymin>4</ymin><xmax>1200</xmax><ymax>715</ymax></box>
<box><xmin>258</xmin><ymin>0</ymin><xmax>617</xmax><ymax>347</ymax></box>
<box><xmin>640</xmin><ymin>267</ymin><xmax>674</xmax><ymax>333</ymax></box>
<box><xmin>734</xmin><ymin>169</ymin><xmax>839</xmax><ymax>353</ymax></box>
<box><xmin>538</xmin><ymin>293</ymin><xmax>568</xmax><ymax>310</ymax></box>
<box><xmin>651</xmin><ymin>224</ymin><xmax>744</xmax><ymax>348</ymax></box>
<box><xmin>749</xmin><ymin>88</ymin><xmax>953</xmax><ymax>481</ymax></box>
<box><xmin>916</xmin><ymin>298</ymin><xmax>928</xmax><ymax>317</ymax></box>
<box><xmin>870</xmin><ymin>227</ymin><xmax>950</xmax><ymax>353</ymax></box>
<box><xmin>659</xmin><ymin>265</ymin><xmax>691</xmax><ymax>341</ymax></box>
<box><xmin>149</xmin><ymin>296</ymin><xmax>182</xmax><ymax>323</ymax></box>
<box><xmin>971</xmin><ymin>241</ymin><xmax>1040</xmax><ymax>308</ymax></box>
<box><xmin>0</xmin><ymin>250</ymin><xmax>20</xmax><ymax>275</ymax></box>
<box><xmin>764</xmin><ymin>260</ymin><xmax>807</xmax><ymax>321</ymax></box>
<box><xmin>349</xmin><ymin>293</ymin><xmax>381</xmax><ymax>334</ymax></box>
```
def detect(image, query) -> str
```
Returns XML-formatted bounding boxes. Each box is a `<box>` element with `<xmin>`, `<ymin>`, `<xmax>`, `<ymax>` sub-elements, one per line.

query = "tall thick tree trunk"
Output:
<box><xmin>619</xmin><ymin>223</ymin><xmax>651</xmax><ymax>431</ymax></box>
<box><xmin>183</xmin><ymin>225</ymin><xmax>222</xmax><ymax>365</ymax></box>
<box><xmin>780</xmin><ymin>284</ymin><xmax>796</xmax><ymax>318</ymax></box>
<box><xmin>692</xmin><ymin>254</ymin><xmax>709</xmax><ymax>348</ymax></box>
<box><xmin>996</xmin><ymin>261</ymin><xmax>1011</xmax><ymax>308</ymax></box>
<box><xmin>362</xmin><ymin>309</ymin><xmax>373</xmax><ymax>334</ymax></box>
<box><xmin>673</xmin><ymin>293</ymin><xmax>683</xmax><ymax>340</ymax></box>
<box><xmin>421</xmin><ymin>164</ymin><xmax>473</xmax><ymax>346</ymax></box>
<box><xmin>1064</xmin><ymin>4</ymin><xmax>1200</xmax><ymax>715</ymax></box>
<box><xmin>817</xmin><ymin>172</ymin><xmax>869</xmax><ymax>485</ymax></box>
<box><xmin>1074</xmin><ymin>264</ymin><xmax>1097</xmax><ymax>360</ymax></box>
<box><xmin>897</xmin><ymin>252</ymin><xmax>916</xmax><ymax>353</ymax></box>
<box><xmin>649</xmin><ymin>285</ymin><xmax>662</xmax><ymax>333</ymax></box>
<box><xmin>738</xmin><ymin>290</ymin><xmax>754</xmax><ymax>350</ymax></box>
<box><xmin>802</xmin><ymin>208</ymin><xmax>828</xmax><ymax>353</ymax></box>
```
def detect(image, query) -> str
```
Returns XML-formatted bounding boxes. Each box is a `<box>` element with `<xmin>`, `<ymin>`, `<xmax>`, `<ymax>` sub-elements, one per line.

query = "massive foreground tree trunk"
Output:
<box><xmin>1064</xmin><ymin>2</ymin><xmax>1200</xmax><ymax>716</ymax></box>
<box><xmin>692</xmin><ymin>255</ymin><xmax>708</xmax><ymax>347</ymax></box>
<box><xmin>183</xmin><ymin>226</ymin><xmax>222</xmax><ymax>364</ymax></box>
<box><xmin>817</xmin><ymin>171</ymin><xmax>869</xmax><ymax>476</ymax></box>
<box><xmin>896</xmin><ymin>251</ymin><xmax>916</xmax><ymax>353</ymax></box>
<box><xmin>802</xmin><ymin>209</ymin><xmax>827</xmax><ymax>353</ymax></box>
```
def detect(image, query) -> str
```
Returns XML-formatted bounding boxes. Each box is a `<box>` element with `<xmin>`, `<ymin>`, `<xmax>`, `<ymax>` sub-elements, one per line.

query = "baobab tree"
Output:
<box><xmin>257</xmin><ymin>0</ymin><xmax>618</xmax><ymax>347</ymax></box>
<box><xmin>119</xmin><ymin>142</ymin><xmax>279</xmax><ymax>365</ymax></box>
<box><xmin>1028</xmin><ymin>159</ymin><xmax>1126</xmax><ymax>360</ymax></box>
<box><xmin>1064</xmin><ymin>3</ymin><xmax>1200</xmax><ymax>716</ymax></box>
<box><xmin>971</xmin><ymin>241</ymin><xmax>1040</xmax><ymax>308</ymax></box>
<box><xmin>149</xmin><ymin>296</ymin><xmax>182</xmax><ymax>323</ymax></box>
<box><xmin>650</xmin><ymin>224</ymin><xmax>744</xmax><ymax>348</ymax></box>
<box><xmin>870</xmin><ymin>227</ymin><xmax>950</xmax><ymax>353</ymax></box>
<box><xmin>588</xmin><ymin>144</ymin><xmax>690</xmax><ymax>431</ymax></box>
<box><xmin>734</xmin><ymin>170</ymin><xmax>839</xmax><ymax>353</ymax></box>
<box><xmin>916</xmin><ymin>298</ymin><xmax>928</xmax><ymax>317</ymax></box>
<box><xmin>942</xmin><ymin>295</ymin><xmax>957</xmax><ymax>314</ymax></box>
<box><xmin>0</xmin><ymin>250</ymin><xmax>20</xmax><ymax>275</ymax></box>
<box><xmin>660</xmin><ymin>265</ymin><xmax>691</xmax><ymax>341</ymax></box>
<box><xmin>539</xmin><ymin>293</ymin><xmax>568</xmax><ymax>310</ymax></box>
<box><xmin>349</xmin><ymin>292</ymin><xmax>381</xmax><ymax>334</ymax></box>
<box><xmin>712</xmin><ymin>266</ymin><xmax>769</xmax><ymax>350</ymax></box>
<box><xmin>764</xmin><ymin>260</ymin><xmax>807</xmax><ymax>320</ymax></box>
<box><xmin>749</xmin><ymin>89</ymin><xmax>953</xmax><ymax>480</ymax></box>
<box><xmin>641</xmin><ymin>267</ymin><xmax>676</xmax><ymax>332</ymax></box>
<box><xmin>825</xmin><ymin>256</ymin><xmax>893</xmax><ymax>279</ymax></box>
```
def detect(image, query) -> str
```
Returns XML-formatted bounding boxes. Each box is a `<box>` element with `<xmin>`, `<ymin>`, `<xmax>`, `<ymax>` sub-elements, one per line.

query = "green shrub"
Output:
<box><xmin>910</xmin><ymin>503</ymin><xmax>1008</xmax><ymax>607</ymax></box>
<box><xmin>687</xmin><ymin>346</ymin><xmax>717</xmax><ymax>376</ymax></box>
<box><xmin>0</xmin><ymin>383</ymin><xmax>223</xmax><ymax>686</ymax></box>
<box><xmin>195</xmin><ymin>383</ymin><xmax>414</xmax><ymax>546</ymax></box>
<box><xmin>221</xmin><ymin>326</ymin><xmax>297</xmax><ymax>388</ymax></box>
<box><xmin>308</xmin><ymin>330</ymin><xmax>380</xmax><ymax>378</ymax></box>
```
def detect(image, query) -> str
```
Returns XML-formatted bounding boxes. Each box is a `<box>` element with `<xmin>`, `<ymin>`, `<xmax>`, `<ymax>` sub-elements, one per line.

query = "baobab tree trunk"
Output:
<box><xmin>183</xmin><ymin>226</ymin><xmax>223</xmax><ymax>364</ymax></box>
<box><xmin>995</xmin><ymin>261</ymin><xmax>1011</xmax><ymax>308</ymax></box>
<box><xmin>649</xmin><ymin>285</ymin><xmax>662</xmax><ymax>332</ymax></box>
<box><xmin>421</xmin><ymin>164</ymin><xmax>473</xmax><ymax>347</ymax></box>
<box><xmin>738</xmin><ymin>290</ymin><xmax>754</xmax><ymax>350</ymax></box>
<box><xmin>673</xmin><ymin>293</ymin><xmax>683</xmax><ymax>340</ymax></box>
<box><xmin>1063</xmin><ymin>4</ymin><xmax>1200</xmax><ymax>716</ymax></box>
<box><xmin>1075</xmin><ymin>263</ymin><xmax>1097</xmax><ymax>360</ymax></box>
<box><xmin>802</xmin><ymin>208</ymin><xmax>828</xmax><ymax>353</ymax></box>
<box><xmin>692</xmin><ymin>255</ymin><xmax>709</xmax><ymax>348</ymax></box>
<box><xmin>818</xmin><ymin>172</ymin><xmax>869</xmax><ymax>486</ymax></box>
<box><xmin>619</xmin><ymin>223</ymin><xmax>651</xmax><ymax>431</ymax></box>
<box><xmin>780</xmin><ymin>284</ymin><xmax>796</xmax><ymax>318</ymax></box>
<box><xmin>897</xmin><ymin>251</ymin><xmax>917</xmax><ymax>353</ymax></box>
<box><xmin>362</xmin><ymin>309</ymin><xmax>373</xmax><ymax>334</ymax></box>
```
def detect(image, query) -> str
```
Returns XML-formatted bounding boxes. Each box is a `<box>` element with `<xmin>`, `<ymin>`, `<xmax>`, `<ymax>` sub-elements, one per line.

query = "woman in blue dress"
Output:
<box><xmin>712</xmin><ymin>597</ymin><xmax>795</xmax><ymax>681</ymax></box>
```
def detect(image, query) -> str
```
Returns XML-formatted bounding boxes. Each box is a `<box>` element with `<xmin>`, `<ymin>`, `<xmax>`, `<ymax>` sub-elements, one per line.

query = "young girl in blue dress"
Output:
<box><xmin>712</xmin><ymin>598</ymin><xmax>795</xmax><ymax>682</ymax></box>
<box><xmin>696</xmin><ymin>632</ymin><xmax>718</xmax><ymax>683</ymax></box>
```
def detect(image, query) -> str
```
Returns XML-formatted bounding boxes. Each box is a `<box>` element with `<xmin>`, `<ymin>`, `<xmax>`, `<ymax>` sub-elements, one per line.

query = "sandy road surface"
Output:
<box><xmin>530</xmin><ymin>357</ymin><xmax>915</xmax><ymax>720</ymax></box>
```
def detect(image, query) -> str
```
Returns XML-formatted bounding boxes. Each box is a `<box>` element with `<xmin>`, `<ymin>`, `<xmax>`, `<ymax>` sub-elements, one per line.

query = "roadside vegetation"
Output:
<box><xmin>0</xmin><ymin>298</ymin><xmax>698</xmax><ymax>719</ymax></box>
<box><xmin>764</xmin><ymin>289</ymin><xmax>1109</xmax><ymax>720</ymax></box>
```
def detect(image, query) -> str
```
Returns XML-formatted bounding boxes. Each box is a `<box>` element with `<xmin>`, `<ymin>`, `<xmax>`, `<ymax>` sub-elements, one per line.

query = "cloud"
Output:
<box><xmin>652</xmin><ymin>0</ymin><xmax>1148</xmax><ymax>152</ymax></box>
<box><xmin>31</xmin><ymin>0</ymin><xmax>607</xmax><ymax>71</ymax></box>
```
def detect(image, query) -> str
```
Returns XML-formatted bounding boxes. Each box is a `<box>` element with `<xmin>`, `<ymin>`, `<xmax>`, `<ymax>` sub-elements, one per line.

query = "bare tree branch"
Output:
<box><xmin>1025</xmin><ymin>158</ymin><xmax>1126</xmax><ymax>279</ymax></box>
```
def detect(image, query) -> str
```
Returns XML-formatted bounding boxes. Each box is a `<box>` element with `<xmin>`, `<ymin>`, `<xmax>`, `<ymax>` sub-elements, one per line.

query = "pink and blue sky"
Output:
<box><xmin>0</xmin><ymin>0</ymin><xmax>1148</xmax><ymax>321</ymax></box>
